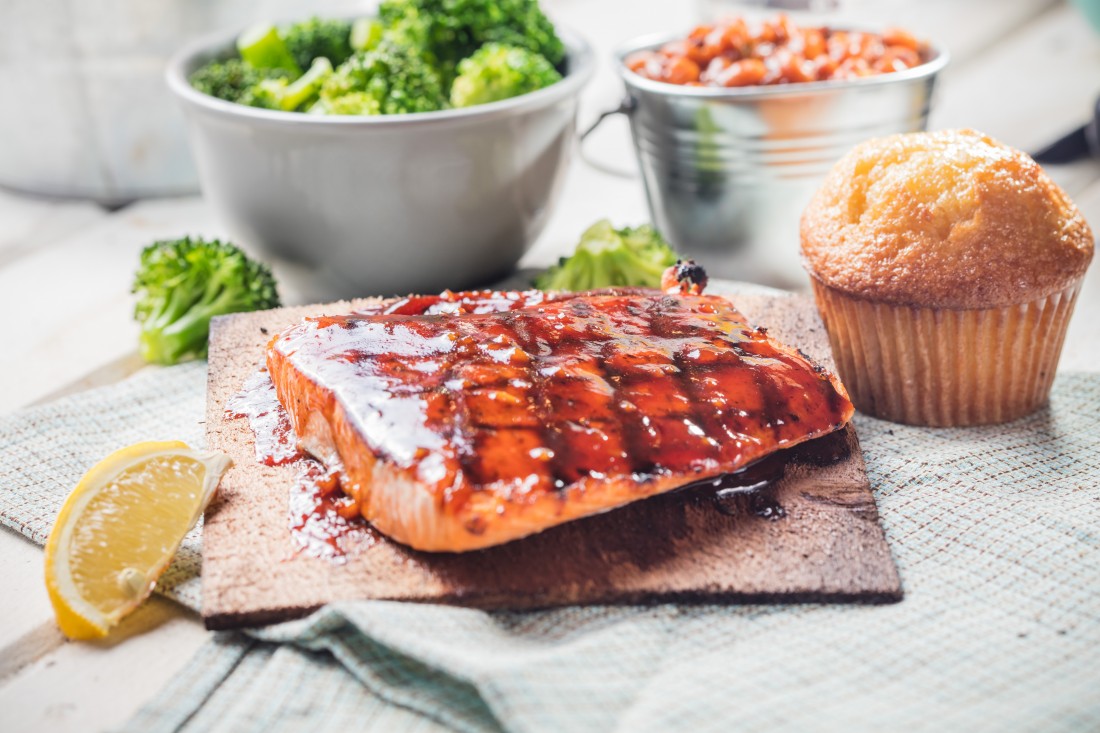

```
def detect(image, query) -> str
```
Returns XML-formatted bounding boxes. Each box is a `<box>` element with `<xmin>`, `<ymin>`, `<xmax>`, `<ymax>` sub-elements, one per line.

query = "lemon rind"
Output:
<box><xmin>44</xmin><ymin>441</ymin><xmax>231</xmax><ymax>640</ymax></box>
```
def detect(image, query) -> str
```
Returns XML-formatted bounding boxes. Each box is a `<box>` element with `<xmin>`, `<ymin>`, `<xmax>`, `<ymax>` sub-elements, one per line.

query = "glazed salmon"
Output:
<box><xmin>266</xmin><ymin>288</ymin><xmax>854</xmax><ymax>552</ymax></box>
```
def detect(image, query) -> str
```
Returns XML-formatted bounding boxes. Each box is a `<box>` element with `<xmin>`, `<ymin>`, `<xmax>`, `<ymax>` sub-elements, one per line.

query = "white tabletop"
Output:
<box><xmin>2</xmin><ymin>1</ymin><xmax>1099</xmax><ymax>730</ymax></box>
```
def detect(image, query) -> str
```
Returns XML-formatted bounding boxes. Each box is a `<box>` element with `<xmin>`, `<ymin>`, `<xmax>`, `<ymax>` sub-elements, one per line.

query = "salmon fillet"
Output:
<box><xmin>267</xmin><ymin>289</ymin><xmax>854</xmax><ymax>552</ymax></box>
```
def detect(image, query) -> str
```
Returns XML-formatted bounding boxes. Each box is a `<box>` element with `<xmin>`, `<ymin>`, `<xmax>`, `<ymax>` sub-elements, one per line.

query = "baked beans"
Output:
<box><xmin>625</xmin><ymin>15</ymin><xmax>929</xmax><ymax>87</ymax></box>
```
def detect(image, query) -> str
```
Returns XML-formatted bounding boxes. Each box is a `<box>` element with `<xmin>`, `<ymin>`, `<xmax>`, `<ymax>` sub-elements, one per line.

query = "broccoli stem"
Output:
<box><xmin>238</xmin><ymin>23</ymin><xmax>303</xmax><ymax>77</ymax></box>
<box><xmin>140</xmin><ymin>284</ymin><xmax>207</xmax><ymax>364</ymax></box>
<box><xmin>140</xmin><ymin>260</ymin><xmax>254</xmax><ymax>364</ymax></box>
<box><xmin>278</xmin><ymin>57</ymin><xmax>333</xmax><ymax>111</ymax></box>
<box><xmin>350</xmin><ymin>18</ymin><xmax>384</xmax><ymax>52</ymax></box>
<box><xmin>152</xmin><ymin>290</ymin><xmax>235</xmax><ymax>363</ymax></box>
<box><xmin>621</xmin><ymin>254</ymin><xmax>669</xmax><ymax>285</ymax></box>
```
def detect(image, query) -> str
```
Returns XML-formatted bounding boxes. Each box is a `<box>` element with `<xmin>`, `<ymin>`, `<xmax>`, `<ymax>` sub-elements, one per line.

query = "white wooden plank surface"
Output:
<box><xmin>930</xmin><ymin>1</ymin><xmax>1100</xmax><ymax>194</ymax></box>
<box><xmin>830</xmin><ymin>0</ymin><xmax>1061</xmax><ymax>66</ymax></box>
<box><xmin>0</xmin><ymin>189</ymin><xmax>106</xmax><ymax>268</ymax></box>
<box><xmin>0</xmin><ymin>197</ymin><xmax>223</xmax><ymax>414</ymax></box>
<box><xmin>0</xmin><ymin>528</ymin><xmax>63</xmax><ymax>682</ymax></box>
<box><xmin>2</xmin><ymin>1</ymin><xmax>1098</xmax><ymax>731</ymax></box>
<box><xmin>0</xmin><ymin>597</ymin><xmax>208</xmax><ymax>733</ymax></box>
<box><xmin>1061</xmin><ymin>176</ymin><xmax>1100</xmax><ymax>372</ymax></box>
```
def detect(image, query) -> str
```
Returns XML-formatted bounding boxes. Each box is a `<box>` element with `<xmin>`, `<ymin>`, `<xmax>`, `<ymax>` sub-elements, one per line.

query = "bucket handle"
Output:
<box><xmin>579</xmin><ymin>97</ymin><xmax>639</xmax><ymax>179</ymax></box>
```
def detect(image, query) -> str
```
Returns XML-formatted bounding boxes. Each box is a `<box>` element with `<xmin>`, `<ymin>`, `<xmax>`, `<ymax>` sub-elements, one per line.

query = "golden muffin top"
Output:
<box><xmin>800</xmin><ymin>128</ymin><xmax>1094</xmax><ymax>308</ymax></box>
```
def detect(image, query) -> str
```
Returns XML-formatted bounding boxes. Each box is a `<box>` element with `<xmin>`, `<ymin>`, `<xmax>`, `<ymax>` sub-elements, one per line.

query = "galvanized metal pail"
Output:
<box><xmin>588</xmin><ymin>34</ymin><xmax>948</xmax><ymax>288</ymax></box>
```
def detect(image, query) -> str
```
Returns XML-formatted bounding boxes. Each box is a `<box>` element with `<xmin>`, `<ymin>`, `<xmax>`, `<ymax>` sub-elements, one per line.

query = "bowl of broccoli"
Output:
<box><xmin>166</xmin><ymin>1</ymin><xmax>593</xmax><ymax>301</ymax></box>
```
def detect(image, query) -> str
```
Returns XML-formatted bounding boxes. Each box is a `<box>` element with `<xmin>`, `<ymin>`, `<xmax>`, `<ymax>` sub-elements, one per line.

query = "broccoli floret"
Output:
<box><xmin>378</xmin><ymin>0</ymin><xmax>564</xmax><ymax>82</ymax></box>
<box><xmin>132</xmin><ymin>237</ymin><xmax>280</xmax><ymax>365</ymax></box>
<box><xmin>450</xmin><ymin>43</ymin><xmax>561</xmax><ymax>107</ymax></box>
<box><xmin>237</xmin><ymin>23</ymin><xmax>302</xmax><ymax>77</ymax></box>
<box><xmin>309</xmin><ymin>90</ymin><xmax>382</xmax><ymax>115</ymax></box>
<box><xmin>245</xmin><ymin>58</ymin><xmax>333</xmax><ymax>111</ymax></box>
<box><xmin>534</xmin><ymin>220</ymin><xmax>681</xmax><ymax>291</ymax></box>
<box><xmin>375</xmin><ymin>4</ymin><xmax>440</xmax><ymax>69</ymax></box>
<box><xmin>189</xmin><ymin>59</ymin><xmax>289</xmax><ymax>103</ymax></box>
<box><xmin>281</xmin><ymin>17</ymin><xmax>354</xmax><ymax>70</ymax></box>
<box><xmin>199</xmin><ymin>8</ymin><xmax>566</xmax><ymax>115</ymax></box>
<box><xmin>319</xmin><ymin>42</ymin><xmax>445</xmax><ymax>115</ymax></box>
<box><xmin>350</xmin><ymin>18</ymin><xmax>385</xmax><ymax>52</ymax></box>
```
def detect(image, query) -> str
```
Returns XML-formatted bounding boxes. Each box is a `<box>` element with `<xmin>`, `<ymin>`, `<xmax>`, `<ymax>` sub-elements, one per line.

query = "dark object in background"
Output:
<box><xmin>1033</xmin><ymin>96</ymin><xmax>1100</xmax><ymax>164</ymax></box>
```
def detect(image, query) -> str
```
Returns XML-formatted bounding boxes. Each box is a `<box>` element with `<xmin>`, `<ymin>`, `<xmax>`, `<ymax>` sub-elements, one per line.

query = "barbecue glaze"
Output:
<box><xmin>266</xmin><ymin>289</ymin><xmax>853</xmax><ymax>552</ymax></box>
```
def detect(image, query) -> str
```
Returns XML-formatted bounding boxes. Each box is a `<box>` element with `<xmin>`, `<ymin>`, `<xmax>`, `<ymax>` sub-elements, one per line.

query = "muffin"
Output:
<box><xmin>801</xmin><ymin>128</ymin><xmax>1093</xmax><ymax>426</ymax></box>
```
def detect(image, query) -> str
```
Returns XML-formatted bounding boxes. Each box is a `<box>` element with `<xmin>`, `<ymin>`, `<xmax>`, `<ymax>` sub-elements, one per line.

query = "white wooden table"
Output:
<box><xmin>1</xmin><ymin>1</ymin><xmax>1098</xmax><ymax>730</ymax></box>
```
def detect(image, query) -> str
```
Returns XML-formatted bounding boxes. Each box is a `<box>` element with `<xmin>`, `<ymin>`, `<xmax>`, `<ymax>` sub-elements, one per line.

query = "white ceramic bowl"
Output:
<box><xmin>167</xmin><ymin>25</ymin><xmax>594</xmax><ymax>301</ymax></box>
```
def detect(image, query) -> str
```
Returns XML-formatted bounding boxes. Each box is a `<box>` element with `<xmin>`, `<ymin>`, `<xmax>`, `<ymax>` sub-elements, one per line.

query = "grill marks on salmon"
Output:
<box><xmin>266</xmin><ymin>289</ymin><xmax>854</xmax><ymax>552</ymax></box>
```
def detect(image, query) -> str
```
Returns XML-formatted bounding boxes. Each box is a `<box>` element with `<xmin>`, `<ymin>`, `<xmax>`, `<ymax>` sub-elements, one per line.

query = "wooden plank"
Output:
<box><xmin>28</xmin><ymin>353</ymin><xmax>150</xmax><ymax>408</ymax></box>
<box><xmin>0</xmin><ymin>194</ymin><xmax>218</xmax><ymax>729</ymax></box>
<box><xmin>0</xmin><ymin>531</ymin><xmax>205</xmax><ymax>733</ymax></box>
<box><xmin>0</xmin><ymin>188</ymin><xmax>105</xmax><ymax>268</ymax></box>
<box><xmin>201</xmin><ymin>288</ymin><xmax>900</xmax><ymax>629</ymax></box>
<box><xmin>0</xmin><ymin>529</ymin><xmax>63</xmax><ymax>683</ymax></box>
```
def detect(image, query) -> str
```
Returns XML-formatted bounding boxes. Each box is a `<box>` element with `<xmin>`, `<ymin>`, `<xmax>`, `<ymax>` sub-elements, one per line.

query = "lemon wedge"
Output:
<box><xmin>44</xmin><ymin>441</ymin><xmax>231</xmax><ymax>639</ymax></box>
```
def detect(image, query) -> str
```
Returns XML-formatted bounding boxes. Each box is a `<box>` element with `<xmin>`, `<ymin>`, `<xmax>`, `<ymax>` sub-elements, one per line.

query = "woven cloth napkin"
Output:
<box><xmin>2</xmin><ymin>364</ymin><xmax>1098</xmax><ymax>733</ymax></box>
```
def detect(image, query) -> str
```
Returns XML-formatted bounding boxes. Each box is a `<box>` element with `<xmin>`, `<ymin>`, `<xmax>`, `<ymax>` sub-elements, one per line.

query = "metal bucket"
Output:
<box><xmin>589</xmin><ymin>33</ymin><xmax>948</xmax><ymax>288</ymax></box>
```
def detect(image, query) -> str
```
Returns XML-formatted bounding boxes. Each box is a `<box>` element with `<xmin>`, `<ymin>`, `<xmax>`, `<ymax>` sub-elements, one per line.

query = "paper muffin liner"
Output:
<box><xmin>810</xmin><ymin>279</ymin><xmax>1082</xmax><ymax>427</ymax></box>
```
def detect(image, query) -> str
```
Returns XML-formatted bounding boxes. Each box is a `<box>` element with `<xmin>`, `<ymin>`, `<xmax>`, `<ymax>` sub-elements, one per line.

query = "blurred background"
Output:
<box><xmin>0</xmin><ymin>0</ymin><xmax>363</xmax><ymax>205</ymax></box>
<box><xmin>3</xmin><ymin>0</ymin><xmax>1096</xmax><ymax>206</ymax></box>
<box><xmin>0</xmin><ymin>0</ymin><xmax>1097</xmax><ymax>412</ymax></box>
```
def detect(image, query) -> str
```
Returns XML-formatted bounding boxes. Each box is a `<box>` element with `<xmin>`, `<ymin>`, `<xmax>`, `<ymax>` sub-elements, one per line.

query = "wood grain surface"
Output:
<box><xmin>202</xmin><ymin>289</ymin><xmax>901</xmax><ymax>629</ymax></box>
